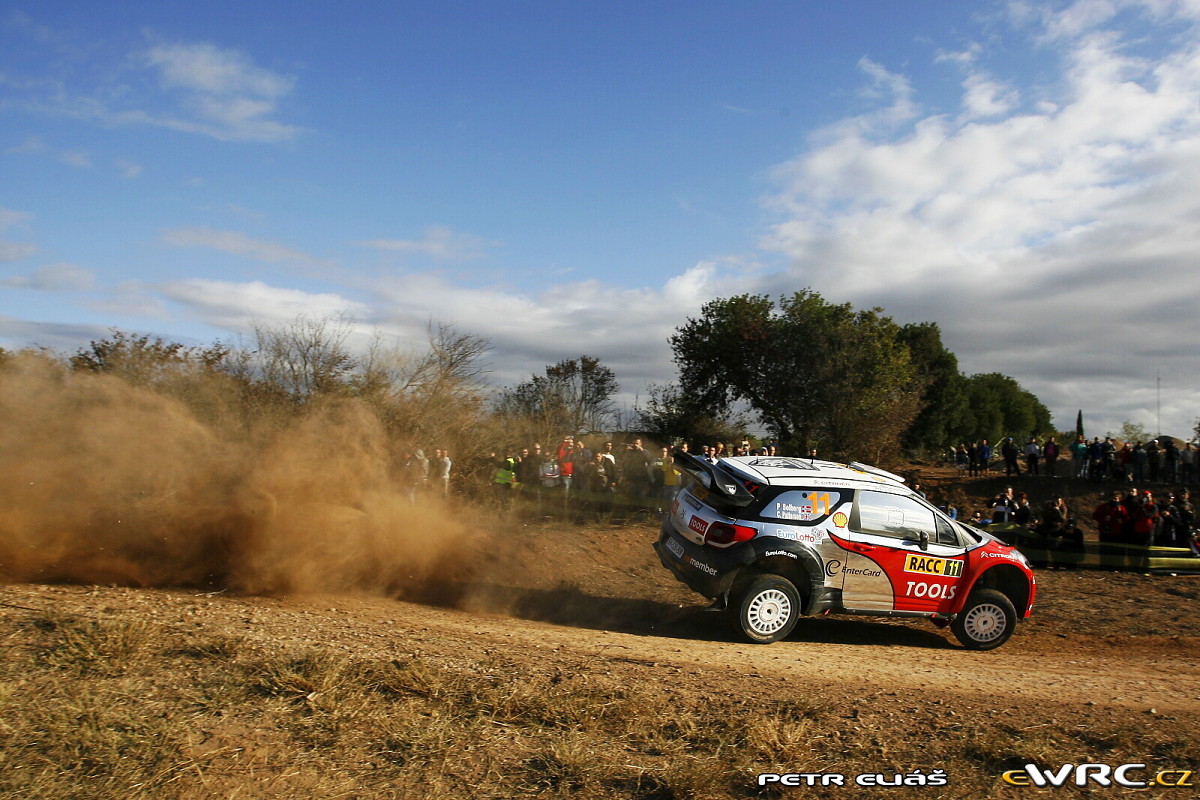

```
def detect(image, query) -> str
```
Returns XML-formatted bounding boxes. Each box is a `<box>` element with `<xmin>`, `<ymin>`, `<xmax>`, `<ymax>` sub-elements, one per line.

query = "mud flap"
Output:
<box><xmin>704</xmin><ymin>595</ymin><xmax>729</xmax><ymax>612</ymax></box>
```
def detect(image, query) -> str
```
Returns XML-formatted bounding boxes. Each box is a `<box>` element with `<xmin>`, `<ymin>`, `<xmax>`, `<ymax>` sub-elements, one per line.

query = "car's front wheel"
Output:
<box><xmin>731</xmin><ymin>575</ymin><xmax>800</xmax><ymax>644</ymax></box>
<box><xmin>951</xmin><ymin>589</ymin><xmax>1017</xmax><ymax>650</ymax></box>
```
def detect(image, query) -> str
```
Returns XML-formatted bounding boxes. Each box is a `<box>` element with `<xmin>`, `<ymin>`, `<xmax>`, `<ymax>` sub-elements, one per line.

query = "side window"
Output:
<box><xmin>855</xmin><ymin>490</ymin><xmax>937</xmax><ymax>541</ymax></box>
<box><xmin>934</xmin><ymin>514</ymin><xmax>960</xmax><ymax>546</ymax></box>
<box><xmin>760</xmin><ymin>489</ymin><xmax>844</xmax><ymax>524</ymax></box>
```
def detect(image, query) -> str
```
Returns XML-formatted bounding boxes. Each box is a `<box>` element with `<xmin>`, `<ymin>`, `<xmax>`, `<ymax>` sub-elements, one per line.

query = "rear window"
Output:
<box><xmin>759</xmin><ymin>489</ymin><xmax>847</xmax><ymax>524</ymax></box>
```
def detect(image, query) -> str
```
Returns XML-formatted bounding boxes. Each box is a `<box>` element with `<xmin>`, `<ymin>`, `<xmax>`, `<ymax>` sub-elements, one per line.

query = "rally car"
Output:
<box><xmin>653</xmin><ymin>452</ymin><xmax>1036</xmax><ymax>649</ymax></box>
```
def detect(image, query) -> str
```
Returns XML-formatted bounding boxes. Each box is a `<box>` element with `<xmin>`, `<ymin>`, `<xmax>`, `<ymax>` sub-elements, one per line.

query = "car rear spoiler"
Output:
<box><xmin>672</xmin><ymin>450</ymin><xmax>756</xmax><ymax>507</ymax></box>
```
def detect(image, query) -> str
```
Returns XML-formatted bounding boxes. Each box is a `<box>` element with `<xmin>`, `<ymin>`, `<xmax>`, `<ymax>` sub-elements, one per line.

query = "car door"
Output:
<box><xmin>834</xmin><ymin>489</ymin><xmax>969</xmax><ymax>613</ymax></box>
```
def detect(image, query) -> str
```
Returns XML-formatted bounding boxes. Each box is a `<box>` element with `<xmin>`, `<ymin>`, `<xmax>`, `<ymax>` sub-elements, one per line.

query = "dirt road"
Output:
<box><xmin>4</xmin><ymin>518</ymin><xmax>1198</xmax><ymax>797</ymax></box>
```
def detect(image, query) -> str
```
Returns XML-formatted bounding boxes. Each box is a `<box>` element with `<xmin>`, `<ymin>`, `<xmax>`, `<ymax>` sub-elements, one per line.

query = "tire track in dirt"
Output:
<box><xmin>354</xmin><ymin>594</ymin><xmax>1200</xmax><ymax>714</ymax></box>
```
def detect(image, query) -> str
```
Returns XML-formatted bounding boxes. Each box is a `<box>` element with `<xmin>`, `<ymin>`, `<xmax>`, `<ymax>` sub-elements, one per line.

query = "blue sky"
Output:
<box><xmin>3</xmin><ymin>1</ymin><xmax>1200</xmax><ymax>440</ymax></box>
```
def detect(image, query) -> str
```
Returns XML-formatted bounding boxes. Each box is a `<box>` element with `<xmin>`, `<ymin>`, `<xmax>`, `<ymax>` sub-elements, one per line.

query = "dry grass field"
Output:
<box><xmin>3</xmin><ymin>502</ymin><xmax>1199</xmax><ymax>800</ymax></box>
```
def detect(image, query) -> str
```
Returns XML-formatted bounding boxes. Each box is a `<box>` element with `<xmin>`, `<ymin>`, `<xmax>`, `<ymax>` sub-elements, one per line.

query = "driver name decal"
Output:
<box><xmin>772</xmin><ymin>491</ymin><xmax>834</xmax><ymax>521</ymax></box>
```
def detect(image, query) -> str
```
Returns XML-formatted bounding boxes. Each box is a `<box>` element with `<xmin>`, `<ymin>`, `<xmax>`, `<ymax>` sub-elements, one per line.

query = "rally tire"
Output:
<box><xmin>951</xmin><ymin>589</ymin><xmax>1017</xmax><ymax>650</ymax></box>
<box><xmin>731</xmin><ymin>575</ymin><xmax>800</xmax><ymax>644</ymax></box>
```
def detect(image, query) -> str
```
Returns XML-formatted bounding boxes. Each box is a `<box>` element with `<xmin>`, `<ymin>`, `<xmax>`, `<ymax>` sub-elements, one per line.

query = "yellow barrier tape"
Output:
<box><xmin>987</xmin><ymin>524</ymin><xmax>1200</xmax><ymax>573</ymax></box>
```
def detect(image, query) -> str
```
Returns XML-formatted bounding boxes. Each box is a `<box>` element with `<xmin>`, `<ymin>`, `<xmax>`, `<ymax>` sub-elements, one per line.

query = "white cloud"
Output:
<box><xmin>2</xmin><ymin>27</ymin><xmax>299</xmax><ymax>143</ymax></box>
<box><xmin>6</xmin><ymin>136</ymin><xmax>123</xmax><ymax>171</ymax></box>
<box><xmin>1</xmin><ymin>262</ymin><xmax>94</xmax><ymax>291</ymax></box>
<box><xmin>362</xmin><ymin>261</ymin><xmax>751</xmax><ymax>390</ymax></box>
<box><xmin>0</xmin><ymin>316</ymin><xmax>114</xmax><ymax>353</ymax></box>
<box><xmin>1035</xmin><ymin>0</ymin><xmax>1122</xmax><ymax>41</ymax></box>
<box><xmin>58</xmin><ymin>149</ymin><xmax>91</xmax><ymax>168</ymax></box>
<box><xmin>161</xmin><ymin>226</ymin><xmax>329</xmax><ymax>266</ymax></box>
<box><xmin>146</xmin><ymin>42</ymin><xmax>292</xmax><ymax>98</ymax></box>
<box><xmin>0</xmin><ymin>208</ymin><xmax>32</xmax><ymax>232</ymax></box>
<box><xmin>159</xmin><ymin>279</ymin><xmax>368</xmax><ymax>330</ymax></box>
<box><xmin>760</xmin><ymin>1</ymin><xmax>1200</xmax><ymax>437</ymax></box>
<box><xmin>850</xmin><ymin>57</ymin><xmax>920</xmax><ymax>133</ymax></box>
<box><xmin>139</xmin><ymin>41</ymin><xmax>299</xmax><ymax>142</ymax></box>
<box><xmin>2</xmin><ymin>262</ymin><xmax>740</xmax><ymax>413</ymax></box>
<box><xmin>116</xmin><ymin>158</ymin><xmax>143</xmax><ymax>178</ymax></box>
<box><xmin>0</xmin><ymin>207</ymin><xmax>34</xmax><ymax>262</ymax></box>
<box><xmin>936</xmin><ymin>38</ymin><xmax>1022</xmax><ymax>122</ymax></box>
<box><xmin>5</xmin><ymin>135</ymin><xmax>47</xmax><ymax>154</ymax></box>
<box><xmin>86</xmin><ymin>281</ymin><xmax>171</xmax><ymax>320</ymax></box>
<box><xmin>961</xmin><ymin>73</ymin><xmax>1020</xmax><ymax>119</ymax></box>
<box><xmin>935</xmin><ymin>42</ymin><xmax>984</xmax><ymax>67</ymax></box>
<box><xmin>355</xmin><ymin>226</ymin><xmax>497</xmax><ymax>261</ymax></box>
<box><xmin>0</xmin><ymin>241</ymin><xmax>35</xmax><ymax>262</ymax></box>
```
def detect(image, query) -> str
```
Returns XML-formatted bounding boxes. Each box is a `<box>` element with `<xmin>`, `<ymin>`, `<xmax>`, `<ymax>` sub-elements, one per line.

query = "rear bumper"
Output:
<box><xmin>653</xmin><ymin>522</ymin><xmax>741</xmax><ymax>599</ymax></box>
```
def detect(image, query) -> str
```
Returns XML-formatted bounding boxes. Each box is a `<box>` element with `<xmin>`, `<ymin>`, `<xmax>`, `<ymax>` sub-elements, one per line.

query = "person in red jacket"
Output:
<box><xmin>1127</xmin><ymin>492</ymin><xmax>1159</xmax><ymax>546</ymax></box>
<box><xmin>1092</xmin><ymin>492</ymin><xmax>1128</xmax><ymax>543</ymax></box>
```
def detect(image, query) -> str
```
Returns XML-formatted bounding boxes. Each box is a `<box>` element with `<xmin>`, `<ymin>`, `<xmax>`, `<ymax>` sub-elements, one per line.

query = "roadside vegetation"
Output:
<box><xmin>0</xmin><ymin>603</ymin><xmax>825</xmax><ymax>799</ymax></box>
<box><xmin>2</xmin><ymin>584</ymin><xmax>1191</xmax><ymax>800</ymax></box>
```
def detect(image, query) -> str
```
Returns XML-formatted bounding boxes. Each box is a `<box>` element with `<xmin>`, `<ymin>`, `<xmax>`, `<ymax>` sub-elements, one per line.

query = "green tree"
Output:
<box><xmin>634</xmin><ymin>382</ymin><xmax>749</xmax><ymax>447</ymax></box>
<box><xmin>1108</xmin><ymin>420</ymin><xmax>1149</xmax><ymax>444</ymax></box>
<box><xmin>70</xmin><ymin>330</ymin><xmax>229</xmax><ymax>384</ymax></box>
<box><xmin>963</xmin><ymin>373</ymin><xmax>1052</xmax><ymax>443</ymax></box>
<box><xmin>898</xmin><ymin>321</ymin><xmax>971</xmax><ymax>454</ymax></box>
<box><xmin>670</xmin><ymin>291</ymin><xmax>923</xmax><ymax>463</ymax></box>
<box><xmin>495</xmin><ymin>356</ymin><xmax>619</xmax><ymax>443</ymax></box>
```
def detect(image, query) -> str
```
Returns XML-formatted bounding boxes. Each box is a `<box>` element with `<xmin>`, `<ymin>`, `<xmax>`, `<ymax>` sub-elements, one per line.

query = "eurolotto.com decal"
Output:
<box><xmin>1001</xmin><ymin>763</ymin><xmax>1195</xmax><ymax>788</ymax></box>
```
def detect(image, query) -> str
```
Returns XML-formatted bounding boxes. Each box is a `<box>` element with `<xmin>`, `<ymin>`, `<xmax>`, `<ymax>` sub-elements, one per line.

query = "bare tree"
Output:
<box><xmin>251</xmin><ymin>315</ymin><xmax>356</xmax><ymax>401</ymax></box>
<box><xmin>347</xmin><ymin>322</ymin><xmax>493</xmax><ymax>473</ymax></box>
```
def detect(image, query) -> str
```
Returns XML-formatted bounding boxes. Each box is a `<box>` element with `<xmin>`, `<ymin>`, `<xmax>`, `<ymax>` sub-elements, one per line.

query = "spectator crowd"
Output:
<box><xmin>484</xmin><ymin>436</ymin><xmax>793</xmax><ymax>513</ymax></box>
<box><xmin>951</xmin><ymin>434</ymin><xmax>1199</xmax><ymax>484</ymax></box>
<box><xmin>388</xmin><ymin>436</ymin><xmax>790</xmax><ymax>511</ymax></box>
<box><xmin>942</xmin><ymin>433</ymin><xmax>1200</xmax><ymax>553</ymax></box>
<box><xmin>395</xmin><ymin>432</ymin><xmax>1200</xmax><ymax>553</ymax></box>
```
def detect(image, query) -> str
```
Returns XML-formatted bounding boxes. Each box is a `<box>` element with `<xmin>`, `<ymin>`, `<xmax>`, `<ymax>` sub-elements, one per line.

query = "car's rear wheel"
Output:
<box><xmin>951</xmin><ymin>589</ymin><xmax>1016</xmax><ymax>650</ymax></box>
<box><xmin>731</xmin><ymin>575</ymin><xmax>800</xmax><ymax>644</ymax></box>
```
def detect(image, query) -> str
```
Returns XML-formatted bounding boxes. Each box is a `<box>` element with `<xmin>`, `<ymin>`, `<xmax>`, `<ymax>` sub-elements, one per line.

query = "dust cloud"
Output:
<box><xmin>0</xmin><ymin>354</ymin><xmax>473</xmax><ymax>595</ymax></box>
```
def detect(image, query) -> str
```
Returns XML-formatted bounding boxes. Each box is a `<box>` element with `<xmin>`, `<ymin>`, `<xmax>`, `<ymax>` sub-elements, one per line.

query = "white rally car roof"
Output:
<box><xmin>716</xmin><ymin>456</ymin><xmax>908</xmax><ymax>491</ymax></box>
